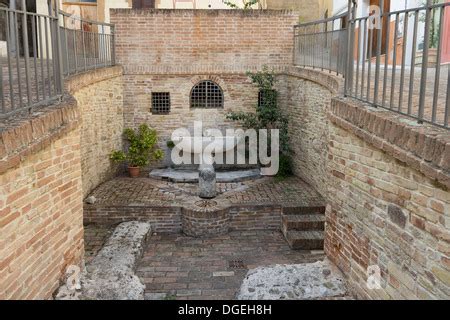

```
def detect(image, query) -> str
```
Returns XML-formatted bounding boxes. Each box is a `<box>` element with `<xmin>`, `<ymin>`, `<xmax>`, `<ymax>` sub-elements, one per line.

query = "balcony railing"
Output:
<box><xmin>0</xmin><ymin>0</ymin><xmax>115</xmax><ymax>119</ymax></box>
<box><xmin>294</xmin><ymin>0</ymin><xmax>450</xmax><ymax>130</ymax></box>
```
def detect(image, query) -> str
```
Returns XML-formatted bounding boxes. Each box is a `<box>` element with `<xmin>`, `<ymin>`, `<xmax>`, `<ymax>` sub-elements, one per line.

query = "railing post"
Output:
<box><xmin>54</xmin><ymin>0</ymin><xmax>65</xmax><ymax>95</ymax></box>
<box><xmin>344</xmin><ymin>0</ymin><xmax>355</xmax><ymax>97</ymax></box>
<box><xmin>373</xmin><ymin>0</ymin><xmax>384</xmax><ymax>107</ymax></box>
<box><xmin>8</xmin><ymin>0</ymin><xmax>16</xmax><ymax>57</ymax></box>
<box><xmin>418</xmin><ymin>0</ymin><xmax>433</xmax><ymax>124</ymax></box>
<box><xmin>21</xmin><ymin>0</ymin><xmax>32</xmax><ymax>106</ymax></box>
<box><xmin>111</xmin><ymin>25</ymin><xmax>116</xmax><ymax>66</ymax></box>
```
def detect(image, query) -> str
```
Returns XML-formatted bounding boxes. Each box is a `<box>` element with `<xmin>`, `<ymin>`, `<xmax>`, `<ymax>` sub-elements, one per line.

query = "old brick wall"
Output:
<box><xmin>277</xmin><ymin>67</ymin><xmax>342</xmax><ymax>197</ymax></box>
<box><xmin>326</xmin><ymin>122</ymin><xmax>450</xmax><ymax>299</ymax></box>
<box><xmin>0</xmin><ymin>101</ymin><xmax>84</xmax><ymax>300</ymax></box>
<box><xmin>111</xmin><ymin>9</ymin><xmax>299</xmax><ymax>145</ymax></box>
<box><xmin>123</xmin><ymin>74</ymin><xmax>258</xmax><ymax>140</ymax></box>
<box><xmin>326</xmin><ymin>98</ymin><xmax>450</xmax><ymax>299</ymax></box>
<box><xmin>66</xmin><ymin>67</ymin><xmax>124</xmax><ymax>197</ymax></box>
<box><xmin>0</xmin><ymin>66</ymin><xmax>124</xmax><ymax>299</ymax></box>
<box><xmin>111</xmin><ymin>9</ymin><xmax>298</xmax><ymax>75</ymax></box>
<box><xmin>281</xmin><ymin>66</ymin><xmax>450</xmax><ymax>299</ymax></box>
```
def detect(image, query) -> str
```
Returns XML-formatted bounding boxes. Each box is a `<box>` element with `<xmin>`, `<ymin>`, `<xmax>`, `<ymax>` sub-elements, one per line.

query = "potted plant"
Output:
<box><xmin>110</xmin><ymin>124</ymin><xmax>164</xmax><ymax>178</ymax></box>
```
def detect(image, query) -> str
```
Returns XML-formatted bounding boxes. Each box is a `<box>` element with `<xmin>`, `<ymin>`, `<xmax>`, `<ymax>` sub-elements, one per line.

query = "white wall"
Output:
<box><xmin>0</xmin><ymin>41</ymin><xmax>6</xmax><ymax>57</ymax></box>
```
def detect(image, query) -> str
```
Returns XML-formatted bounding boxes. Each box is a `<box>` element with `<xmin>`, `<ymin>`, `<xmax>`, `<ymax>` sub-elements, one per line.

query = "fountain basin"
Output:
<box><xmin>149</xmin><ymin>168</ymin><xmax>261</xmax><ymax>183</ymax></box>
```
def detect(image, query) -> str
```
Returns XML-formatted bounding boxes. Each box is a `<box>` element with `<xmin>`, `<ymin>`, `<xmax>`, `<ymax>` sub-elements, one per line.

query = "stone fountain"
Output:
<box><xmin>149</xmin><ymin>129</ymin><xmax>261</xmax><ymax>194</ymax></box>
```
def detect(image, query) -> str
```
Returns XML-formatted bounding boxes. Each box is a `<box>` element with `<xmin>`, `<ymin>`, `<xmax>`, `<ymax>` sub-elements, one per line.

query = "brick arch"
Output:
<box><xmin>189</xmin><ymin>75</ymin><xmax>231</xmax><ymax>104</ymax></box>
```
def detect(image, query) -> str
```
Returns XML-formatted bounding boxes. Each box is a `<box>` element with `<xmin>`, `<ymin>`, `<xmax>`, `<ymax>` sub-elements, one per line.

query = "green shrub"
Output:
<box><xmin>227</xmin><ymin>66</ymin><xmax>293</xmax><ymax>178</ymax></box>
<box><xmin>166</xmin><ymin>140</ymin><xmax>176</xmax><ymax>149</ymax></box>
<box><xmin>110</xmin><ymin>124</ymin><xmax>164</xmax><ymax>168</ymax></box>
<box><xmin>277</xmin><ymin>154</ymin><xmax>294</xmax><ymax>179</ymax></box>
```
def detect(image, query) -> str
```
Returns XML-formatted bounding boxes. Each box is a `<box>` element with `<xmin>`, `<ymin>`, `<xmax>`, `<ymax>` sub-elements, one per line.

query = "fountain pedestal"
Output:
<box><xmin>199</xmin><ymin>165</ymin><xmax>217</xmax><ymax>199</ymax></box>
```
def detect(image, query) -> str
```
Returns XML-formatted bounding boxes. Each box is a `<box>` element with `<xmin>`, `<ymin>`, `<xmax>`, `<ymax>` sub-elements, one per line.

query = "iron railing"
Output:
<box><xmin>294</xmin><ymin>0</ymin><xmax>450</xmax><ymax>130</ymax></box>
<box><xmin>294</xmin><ymin>13</ymin><xmax>349</xmax><ymax>76</ymax></box>
<box><xmin>0</xmin><ymin>0</ymin><xmax>115</xmax><ymax>118</ymax></box>
<box><xmin>59</xmin><ymin>10</ymin><xmax>115</xmax><ymax>76</ymax></box>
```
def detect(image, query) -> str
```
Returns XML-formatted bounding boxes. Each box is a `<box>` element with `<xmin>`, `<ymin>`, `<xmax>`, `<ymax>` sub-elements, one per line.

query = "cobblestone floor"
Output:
<box><xmin>137</xmin><ymin>231</ymin><xmax>326</xmax><ymax>300</ymax></box>
<box><xmin>87</xmin><ymin>176</ymin><xmax>324</xmax><ymax>208</ymax></box>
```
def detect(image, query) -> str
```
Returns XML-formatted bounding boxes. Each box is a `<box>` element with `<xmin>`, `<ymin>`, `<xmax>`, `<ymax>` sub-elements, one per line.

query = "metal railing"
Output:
<box><xmin>294</xmin><ymin>13</ymin><xmax>349</xmax><ymax>76</ymax></box>
<box><xmin>59</xmin><ymin>10</ymin><xmax>115</xmax><ymax>76</ymax></box>
<box><xmin>0</xmin><ymin>0</ymin><xmax>115</xmax><ymax>119</ymax></box>
<box><xmin>294</xmin><ymin>0</ymin><xmax>450</xmax><ymax>130</ymax></box>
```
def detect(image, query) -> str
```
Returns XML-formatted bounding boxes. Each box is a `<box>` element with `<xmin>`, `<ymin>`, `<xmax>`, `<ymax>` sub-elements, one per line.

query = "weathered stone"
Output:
<box><xmin>85</xmin><ymin>196</ymin><xmax>97</xmax><ymax>205</ymax></box>
<box><xmin>237</xmin><ymin>259</ymin><xmax>348</xmax><ymax>300</ymax></box>
<box><xmin>387</xmin><ymin>205</ymin><xmax>407</xmax><ymax>229</ymax></box>
<box><xmin>56</xmin><ymin>221</ymin><xmax>151</xmax><ymax>300</ymax></box>
<box><xmin>199</xmin><ymin>166</ymin><xmax>217</xmax><ymax>199</ymax></box>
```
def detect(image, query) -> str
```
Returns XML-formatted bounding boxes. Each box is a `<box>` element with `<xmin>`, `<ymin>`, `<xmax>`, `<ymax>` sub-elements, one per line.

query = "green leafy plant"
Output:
<box><xmin>166</xmin><ymin>140</ymin><xmax>176</xmax><ymax>149</ymax></box>
<box><xmin>110</xmin><ymin>124</ymin><xmax>164</xmax><ymax>168</ymax></box>
<box><xmin>227</xmin><ymin>66</ymin><xmax>293</xmax><ymax>178</ymax></box>
<box><xmin>224</xmin><ymin>0</ymin><xmax>261</xmax><ymax>10</ymax></box>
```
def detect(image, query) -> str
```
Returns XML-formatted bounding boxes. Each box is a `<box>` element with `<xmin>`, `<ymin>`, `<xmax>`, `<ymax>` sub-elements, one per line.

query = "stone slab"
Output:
<box><xmin>56</xmin><ymin>221</ymin><xmax>152</xmax><ymax>300</ymax></box>
<box><xmin>237</xmin><ymin>259</ymin><xmax>348</xmax><ymax>300</ymax></box>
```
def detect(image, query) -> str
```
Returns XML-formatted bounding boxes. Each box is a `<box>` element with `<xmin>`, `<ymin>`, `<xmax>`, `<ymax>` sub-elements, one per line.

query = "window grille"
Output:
<box><xmin>190</xmin><ymin>81</ymin><xmax>223</xmax><ymax>109</ymax></box>
<box><xmin>151</xmin><ymin>92</ymin><xmax>171</xmax><ymax>115</ymax></box>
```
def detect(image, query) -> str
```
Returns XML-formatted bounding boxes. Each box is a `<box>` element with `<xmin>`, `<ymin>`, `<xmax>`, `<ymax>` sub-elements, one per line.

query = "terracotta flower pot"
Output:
<box><xmin>128</xmin><ymin>166</ymin><xmax>140</xmax><ymax>178</ymax></box>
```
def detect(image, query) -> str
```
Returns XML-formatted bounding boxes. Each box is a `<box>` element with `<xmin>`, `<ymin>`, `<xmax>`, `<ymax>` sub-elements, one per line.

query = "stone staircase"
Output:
<box><xmin>282</xmin><ymin>207</ymin><xmax>326</xmax><ymax>250</ymax></box>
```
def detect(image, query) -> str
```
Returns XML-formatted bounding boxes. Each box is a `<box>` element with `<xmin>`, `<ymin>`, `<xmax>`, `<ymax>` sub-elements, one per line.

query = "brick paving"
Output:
<box><xmin>83</xmin><ymin>176</ymin><xmax>327</xmax><ymax>299</ymax></box>
<box><xmin>137</xmin><ymin>231</ymin><xmax>326</xmax><ymax>300</ymax></box>
<box><xmin>87</xmin><ymin>176</ymin><xmax>324</xmax><ymax>208</ymax></box>
<box><xmin>83</xmin><ymin>224</ymin><xmax>113</xmax><ymax>264</ymax></box>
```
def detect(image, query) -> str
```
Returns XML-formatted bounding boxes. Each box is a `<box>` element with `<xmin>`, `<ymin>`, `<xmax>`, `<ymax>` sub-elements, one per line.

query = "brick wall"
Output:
<box><xmin>326</xmin><ymin>98</ymin><xmax>450</xmax><ymax>299</ymax></box>
<box><xmin>265</xmin><ymin>0</ymin><xmax>322</xmax><ymax>23</ymax></box>
<box><xmin>84</xmin><ymin>205</ymin><xmax>183</xmax><ymax>233</ymax></box>
<box><xmin>112</xmin><ymin>9</ymin><xmax>299</xmax><ymax>143</ymax></box>
<box><xmin>277</xmin><ymin>67</ymin><xmax>342</xmax><ymax>197</ymax></box>
<box><xmin>111</xmin><ymin>9</ymin><xmax>299</xmax><ymax>75</ymax></box>
<box><xmin>84</xmin><ymin>203</ymin><xmax>283</xmax><ymax>236</ymax></box>
<box><xmin>0</xmin><ymin>67</ymin><xmax>124</xmax><ymax>300</ymax></box>
<box><xmin>281</xmin><ymin>66</ymin><xmax>450</xmax><ymax>300</ymax></box>
<box><xmin>0</xmin><ymin>101</ymin><xmax>84</xmax><ymax>300</ymax></box>
<box><xmin>66</xmin><ymin>67</ymin><xmax>124</xmax><ymax>197</ymax></box>
<box><xmin>123</xmin><ymin>74</ymin><xmax>258</xmax><ymax>141</ymax></box>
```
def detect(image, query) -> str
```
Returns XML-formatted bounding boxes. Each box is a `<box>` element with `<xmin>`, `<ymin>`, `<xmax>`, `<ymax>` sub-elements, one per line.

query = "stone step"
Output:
<box><xmin>285</xmin><ymin>231</ymin><xmax>324</xmax><ymax>250</ymax></box>
<box><xmin>282</xmin><ymin>214</ymin><xmax>325</xmax><ymax>232</ymax></box>
<box><xmin>283</xmin><ymin>206</ymin><xmax>326</xmax><ymax>215</ymax></box>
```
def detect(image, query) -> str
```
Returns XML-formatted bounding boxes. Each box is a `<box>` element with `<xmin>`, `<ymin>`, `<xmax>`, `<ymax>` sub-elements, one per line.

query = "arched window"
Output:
<box><xmin>190</xmin><ymin>81</ymin><xmax>224</xmax><ymax>109</ymax></box>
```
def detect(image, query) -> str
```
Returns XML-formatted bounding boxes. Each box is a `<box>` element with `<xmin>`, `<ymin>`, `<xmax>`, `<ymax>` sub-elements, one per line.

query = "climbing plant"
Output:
<box><xmin>224</xmin><ymin>0</ymin><xmax>261</xmax><ymax>10</ymax></box>
<box><xmin>227</xmin><ymin>66</ymin><xmax>293</xmax><ymax>178</ymax></box>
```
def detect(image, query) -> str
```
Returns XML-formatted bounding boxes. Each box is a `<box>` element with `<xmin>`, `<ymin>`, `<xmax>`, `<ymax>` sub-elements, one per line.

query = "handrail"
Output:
<box><xmin>293</xmin><ymin>0</ymin><xmax>450</xmax><ymax>130</ymax></box>
<box><xmin>0</xmin><ymin>1</ymin><xmax>116</xmax><ymax>119</ymax></box>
